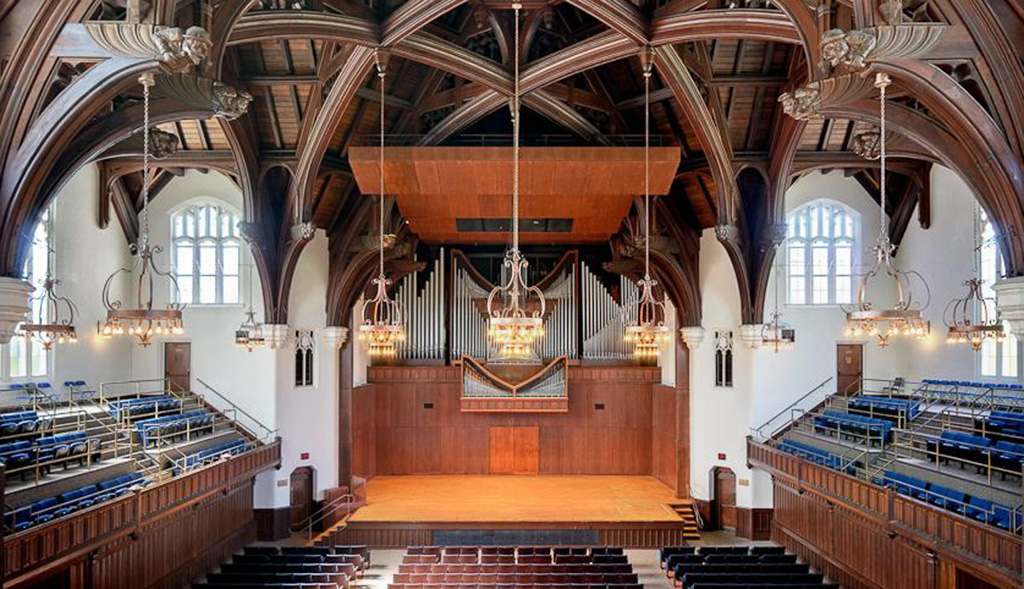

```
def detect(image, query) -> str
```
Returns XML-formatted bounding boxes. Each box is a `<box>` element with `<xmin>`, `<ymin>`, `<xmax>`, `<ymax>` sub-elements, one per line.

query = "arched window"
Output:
<box><xmin>171</xmin><ymin>202</ymin><xmax>242</xmax><ymax>305</ymax></box>
<box><xmin>786</xmin><ymin>200</ymin><xmax>859</xmax><ymax>306</ymax></box>
<box><xmin>979</xmin><ymin>210</ymin><xmax>1019</xmax><ymax>378</ymax></box>
<box><xmin>8</xmin><ymin>209</ymin><xmax>52</xmax><ymax>379</ymax></box>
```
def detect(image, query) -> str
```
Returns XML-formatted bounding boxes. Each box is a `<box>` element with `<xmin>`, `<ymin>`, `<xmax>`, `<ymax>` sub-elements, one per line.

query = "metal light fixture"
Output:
<box><xmin>944</xmin><ymin>279</ymin><xmax>1004</xmax><ymax>350</ymax></box>
<box><xmin>843</xmin><ymin>73</ymin><xmax>929</xmax><ymax>347</ymax></box>
<box><xmin>235</xmin><ymin>266</ymin><xmax>265</xmax><ymax>352</ymax></box>
<box><xmin>101</xmin><ymin>72</ymin><xmax>185</xmax><ymax>347</ymax></box>
<box><xmin>20</xmin><ymin>268</ymin><xmax>79</xmax><ymax>350</ymax></box>
<box><xmin>357</xmin><ymin>54</ymin><xmax>405</xmax><ymax>358</ymax></box>
<box><xmin>761</xmin><ymin>245</ymin><xmax>794</xmax><ymax>353</ymax></box>
<box><xmin>485</xmin><ymin>2</ymin><xmax>546</xmax><ymax>362</ymax></box>
<box><xmin>624</xmin><ymin>53</ymin><xmax>669</xmax><ymax>360</ymax></box>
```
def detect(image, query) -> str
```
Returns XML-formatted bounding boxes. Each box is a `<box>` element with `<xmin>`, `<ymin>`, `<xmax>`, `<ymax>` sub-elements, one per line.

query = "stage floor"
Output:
<box><xmin>349</xmin><ymin>475</ymin><xmax>685</xmax><ymax>524</ymax></box>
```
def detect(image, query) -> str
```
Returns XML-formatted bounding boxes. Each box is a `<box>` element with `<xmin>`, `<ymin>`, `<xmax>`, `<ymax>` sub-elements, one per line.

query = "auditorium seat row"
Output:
<box><xmin>923</xmin><ymin>379</ymin><xmax>1024</xmax><ymax>391</ymax></box>
<box><xmin>171</xmin><ymin>438</ymin><xmax>252</xmax><ymax>475</ymax></box>
<box><xmin>925</xmin><ymin>430</ymin><xmax>1024</xmax><ymax>472</ymax></box>
<box><xmin>241</xmin><ymin>545</ymin><xmax>370</xmax><ymax>569</ymax></box>
<box><xmin>0</xmin><ymin>410</ymin><xmax>52</xmax><ymax>437</ymax></box>
<box><xmin>0</xmin><ymin>430</ymin><xmax>103</xmax><ymax>473</ymax></box>
<box><xmin>194</xmin><ymin>544</ymin><xmax>373</xmax><ymax>589</ymax></box>
<box><xmin>137</xmin><ymin>409</ymin><xmax>214</xmax><ymax>447</ymax></box>
<box><xmin>393</xmin><ymin>573</ymin><xmax>637</xmax><ymax>585</ymax></box>
<box><xmin>659</xmin><ymin>545</ymin><xmax>834</xmax><ymax>588</ymax></box>
<box><xmin>108</xmin><ymin>395</ymin><xmax>182</xmax><ymax>421</ymax></box>
<box><xmin>5</xmin><ymin>472</ymin><xmax>148</xmax><ymax>532</ymax></box>
<box><xmin>399</xmin><ymin>564</ymin><xmax>632</xmax><ymax>576</ymax></box>
<box><xmin>813</xmin><ymin>410</ymin><xmax>892</xmax><ymax>445</ymax></box>
<box><xmin>878</xmin><ymin>471</ymin><xmax>1022</xmax><ymax>532</ymax></box>
<box><xmin>984</xmin><ymin>410</ymin><xmax>1024</xmax><ymax>438</ymax></box>
<box><xmin>777</xmin><ymin>439</ymin><xmax>856</xmax><ymax>475</ymax></box>
<box><xmin>847</xmin><ymin>396</ymin><xmax>920</xmax><ymax>422</ymax></box>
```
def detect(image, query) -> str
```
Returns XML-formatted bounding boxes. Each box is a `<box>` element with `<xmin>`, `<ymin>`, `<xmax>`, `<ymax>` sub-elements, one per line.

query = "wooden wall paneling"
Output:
<box><xmin>4</xmin><ymin>441</ymin><xmax>280</xmax><ymax>588</ymax></box>
<box><xmin>750</xmin><ymin>439</ymin><xmax>1022</xmax><ymax>588</ymax></box>
<box><xmin>674</xmin><ymin>340</ymin><xmax>691</xmax><ymax>498</ymax></box>
<box><xmin>735</xmin><ymin>507</ymin><xmax>773</xmax><ymax>541</ymax></box>
<box><xmin>254</xmin><ymin>507</ymin><xmax>291</xmax><ymax>541</ymax></box>
<box><xmin>369</xmin><ymin>366</ymin><xmax>660</xmax><ymax>476</ymax></box>
<box><xmin>513</xmin><ymin>427</ymin><xmax>540</xmax><ymax>474</ymax></box>
<box><xmin>351</xmin><ymin>384</ymin><xmax>377</xmax><ymax>480</ymax></box>
<box><xmin>489</xmin><ymin>427</ymin><xmax>515</xmax><ymax>474</ymax></box>
<box><xmin>651</xmin><ymin>384</ymin><xmax>677</xmax><ymax>489</ymax></box>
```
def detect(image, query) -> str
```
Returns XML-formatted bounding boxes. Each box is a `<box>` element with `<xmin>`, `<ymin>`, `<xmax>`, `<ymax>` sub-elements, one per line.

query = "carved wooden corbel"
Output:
<box><xmin>84</xmin><ymin>23</ymin><xmax>212</xmax><ymax>74</ymax></box>
<box><xmin>820</xmin><ymin>23</ymin><xmax>945</xmax><ymax>77</ymax></box>
<box><xmin>779</xmin><ymin>74</ymin><xmax>877</xmax><ymax>121</ymax></box>
<box><xmin>158</xmin><ymin>75</ymin><xmax>253</xmax><ymax>120</ymax></box>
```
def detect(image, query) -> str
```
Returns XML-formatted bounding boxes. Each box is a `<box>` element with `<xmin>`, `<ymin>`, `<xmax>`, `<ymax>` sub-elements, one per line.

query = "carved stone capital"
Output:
<box><xmin>159</xmin><ymin>75</ymin><xmax>252</xmax><ymax>120</ymax></box>
<box><xmin>993</xmin><ymin>277</ymin><xmax>1024</xmax><ymax>336</ymax></box>
<box><xmin>323</xmin><ymin>327</ymin><xmax>349</xmax><ymax>350</ymax></box>
<box><xmin>262</xmin><ymin>324</ymin><xmax>291</xmax><ymax>349</ymax></box>
<box><xmin>0</xmin><ymin>278</ymin><xmax>34</xmax><ymax>345</ymax></box>
<box><xmin>738</xmin><ymin>324</ymin><xmax>762</xmax><ymax>349</ymax></box>
<box><xmin>715</xmin><ymin>223</ymin><xmax>740</xmax><ymax>244</ymax></box>
<box><xmin>778</xmin><ymin>85</ymin><xmax>822</xmax><ymax>121</ymax></box>
<box><xmin>679</xmin><ymin>326</ymin><xmax>706</xmax><ymax>349</ymax></box>
<box><xmin>85</xmin><ymin>23</ymin><xmax>211</xmax><ymax>74</ymax></box>
<box><xmin>290</xmin><ymin>222</ymin><xmax>316</xmax><ymax>242</ymax></box>
<box><xmin>761</xmin><ymin>222</ymin><xmax>789</xmax><ymax>250</ymax></box>
<box><xmin>879</xmin><ymin>0</ymin><xmax>904</xmax><ymax>25</ymax></box>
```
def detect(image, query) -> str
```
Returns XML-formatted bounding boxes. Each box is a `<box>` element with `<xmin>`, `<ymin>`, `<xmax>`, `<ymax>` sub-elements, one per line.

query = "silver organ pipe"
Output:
<box><xmin>393</xmin><ymin>248</ymin><xmax>446</xmax><ymax>360</ymax></box>
<box><xmin>451</xmin><ymin>266</ymin><xmax>489</xmax><ymax>360</ymax></box>
<box><xmin>581</xmin><ymin>261</ymin><xmax>638</xmax><ymax>360</ymax></box>
<box><xmin>539</xmin><ymin>265</ymin><xmax>576</xmax><ymax>360</ymax></box>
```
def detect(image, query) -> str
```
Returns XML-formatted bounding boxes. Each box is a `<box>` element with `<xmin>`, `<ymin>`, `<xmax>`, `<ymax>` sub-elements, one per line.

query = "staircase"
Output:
<box><xmin>667</xmin><ymin>502</ymin><xmax>701</xmax><ymax>540</ymax></box>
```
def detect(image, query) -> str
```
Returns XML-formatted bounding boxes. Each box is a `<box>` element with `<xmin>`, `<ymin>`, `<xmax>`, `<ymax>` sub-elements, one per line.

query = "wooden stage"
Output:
<box><xmin>338</xmin><ymin>475</ymin><xmax>699</xmax><ymax>548</ymax></box>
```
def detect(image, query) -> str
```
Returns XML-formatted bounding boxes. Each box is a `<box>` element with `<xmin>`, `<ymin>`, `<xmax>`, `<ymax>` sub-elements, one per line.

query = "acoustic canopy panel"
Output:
<box><xmin>349</xmin><ymin>146</ymin><xmax>681</xmax><ymax>244</ymax></box>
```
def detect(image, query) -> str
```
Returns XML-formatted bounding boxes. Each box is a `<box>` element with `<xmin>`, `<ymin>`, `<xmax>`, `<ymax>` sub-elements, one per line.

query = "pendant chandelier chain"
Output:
<box><xmin>512</xmin><ymin>3</ymin><xmax>521</xmax><ymax>253</ymax></box>
<box><xmin>141</xmin><ymin>75</ymin><xmax>152</xmax><ymax>250</ymax></box>
<box><xmin>878</xmin><ymin>76</ymin><xmax>889</xmax><ymax>258</ymax></box>
<box><xmin>644</xmin><ymin>65</ymin><xmax>650</xmax><ymax>280</ymax></box>
<box><xmin>379</xmin><ymin>60</ymin><xmax>386</xmax><ymax>277</ymax></box>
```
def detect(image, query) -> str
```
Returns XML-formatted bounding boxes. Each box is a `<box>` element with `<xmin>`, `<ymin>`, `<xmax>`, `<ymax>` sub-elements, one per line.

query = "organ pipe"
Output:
<box><xmin>393</xmin><ymin>248</ymin><xmax>446</xmax><ymax>360</ymax></box>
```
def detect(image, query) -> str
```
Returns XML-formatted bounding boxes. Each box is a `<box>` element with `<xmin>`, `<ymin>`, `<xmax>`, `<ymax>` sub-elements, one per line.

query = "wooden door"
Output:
<box><xmin>489</xmin><ymin>426</ymin><xmax>539</xmax><ymax>474</ymax></box>
<box><xmin>714</xmin><ymin>468</ymin><xmax>737</xmax><ymax>530</ymax></box>
<box><xmin>164</xmin><ymin>342</ymin><xmax>191</xmax><ymax>393</ymax></box>
<box><xmin>837</xmin><ymin>344</ymin><xmax>863</xmax><ymax>394</ymax></box>
<box><xmin>513</xmin><ymin>426</ymin><xmax>539</xmax><ymax>474</ymax></box>
<box><xmin>289</xmin><ymin>466</ymin><xmax>314</xmax><ymax>530</ymax></box>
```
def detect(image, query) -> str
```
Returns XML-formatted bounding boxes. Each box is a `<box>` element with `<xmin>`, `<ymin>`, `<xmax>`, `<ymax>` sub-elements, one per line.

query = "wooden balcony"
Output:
<box><xmin>748</xmin><ymin>438</ymin><xmax>1021</xmax><ymax>589</ymax></box>
<box><xmin>3</xmin><ymin>439</ymin><xmax>281</xmax><ymax>589</ymax></box>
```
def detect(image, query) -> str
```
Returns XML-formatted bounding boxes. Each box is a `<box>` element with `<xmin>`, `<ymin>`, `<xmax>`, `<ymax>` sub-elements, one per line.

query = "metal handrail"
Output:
<box><xmin>194</xmin><ymin>378</ymin><xmax>276</xmax><ymax>443</ymax></box>
<box><xmin>751</xmin><ymin>377</ymin><xmax>833</xmax><ymax>442</ymax></box>
<box><xmin>99</xmin><ymin>378</ymin><xmax>178</xmax><ymax>405</ymax></box>
<box><xmin>304</xmin><ymin>492</ymin><xmax>358</xmax><ymax>541</ymax></box>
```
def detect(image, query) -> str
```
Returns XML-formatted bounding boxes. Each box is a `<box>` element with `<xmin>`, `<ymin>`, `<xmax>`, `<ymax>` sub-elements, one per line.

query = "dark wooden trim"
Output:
<box><xmin>254</xmin><ymin>507</ymin><xmax>292</xmax><ymax>541</ymax></box>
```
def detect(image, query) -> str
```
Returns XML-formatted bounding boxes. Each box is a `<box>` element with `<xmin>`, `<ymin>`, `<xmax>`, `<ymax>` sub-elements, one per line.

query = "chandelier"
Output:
<box><xmin>486</xmin><ymin>3</ymin><xmax>546</xmax><ymax>362</ymax></box>
<box><xmin>624</xmin><ymin>55</ymin><xmax>669</xmax><ymax>360</ymax></box>
<box><xmin>357</xmin><ymin>54</ymin><xmax>405</xmax><ymax>358</ymax></box>
<box><xmin>944</xmin><ymin>279</ymin><xmax>1004</xmax><ymax>351</ymax></box>
<box><xmin>843</xmin><ymin>73</ymin><xmax>929</xmax><ymax>347</ymax></box>
<box><xmin>20</xmin><ymin>273</ymin><xmax>79</xmax><ymax>350</ymax></box>
<box><xmin>235</xmin><ymin>268</ymin><xmax>265</xmax><ymax>352</ymax></box>
<box><xmin>761</xmin><ymin>245</ymin><xmax>794</xmax><ymax>353</ymax></box>
<box><xmin>101</xmin><ymin>72</ymin><xmax>185</xmax><ymax>347</ymax></box>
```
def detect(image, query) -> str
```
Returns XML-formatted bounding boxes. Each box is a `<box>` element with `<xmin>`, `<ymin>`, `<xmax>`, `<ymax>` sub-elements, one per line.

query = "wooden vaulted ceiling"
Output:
<box><xmin>121</xmin><ymin>0</ymin><xmax>920</xmax><ymax>241</ymax></box>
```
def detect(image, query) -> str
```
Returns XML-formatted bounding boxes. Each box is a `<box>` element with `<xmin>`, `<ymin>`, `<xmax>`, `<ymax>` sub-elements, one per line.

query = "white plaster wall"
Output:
<box><xmin>126</xmin><ymin>170</ymin><xmax>278</xmax><ymax>430</ymax></box>
<box><xmin>896</xmin><ymin>165</ymin><xmax>995</xmax><ymax>382</ymax></box>
<box><xmin>689</xmin><ymin>229</ymin><xmax>756</xmax><ymax>505</ymax></box>
<box><xmin>47</xmin><ymin>163</ymin><xmax>134</xmax><ymax>389</ymax></box>
<box><xmin>270</xmin><ymin>230</ymin><xmax>340</xmax><ymax>506</ymax></box>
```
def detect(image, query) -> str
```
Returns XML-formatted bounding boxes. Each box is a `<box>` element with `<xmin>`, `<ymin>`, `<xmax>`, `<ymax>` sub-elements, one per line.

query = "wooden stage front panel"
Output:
<box><xmin>337</xmin><ymin>475</ymin><xmax>694</xmax><ymax>548</ymax></box>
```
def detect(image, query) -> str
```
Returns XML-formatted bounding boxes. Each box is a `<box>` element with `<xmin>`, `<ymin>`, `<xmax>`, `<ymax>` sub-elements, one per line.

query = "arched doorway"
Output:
<box><xmin>289</xmin><ymin>466</ymin><xmax>315</xmax><ymax>531</ymax></box>
<box><xmin>711</xmin><ymin>467</ymin><xmax>737</xmax><ymax>531</ymax></box>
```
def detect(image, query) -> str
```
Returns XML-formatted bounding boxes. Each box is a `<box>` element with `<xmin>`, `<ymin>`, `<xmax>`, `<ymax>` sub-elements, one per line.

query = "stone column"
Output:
<box><xmin>993</xmin><ymin>276</ymin><xmax>1024</xmax><ymax>335</ymax></box>
<box><xmin>0</xmin><ymin>277</ymin><xmax>33</xmax><ymax>344</ymax></box>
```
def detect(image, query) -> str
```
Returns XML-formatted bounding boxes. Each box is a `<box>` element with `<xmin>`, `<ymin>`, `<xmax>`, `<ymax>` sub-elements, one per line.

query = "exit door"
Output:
<box><xmin>164</xmin><ymin>342</ymin><xmax>191</xmax><ymax>393</ymax></box>
<box><xmin>837</xmin><ymin>344</ymin><xmax>863</xmax><ymax>394</ymax></box>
